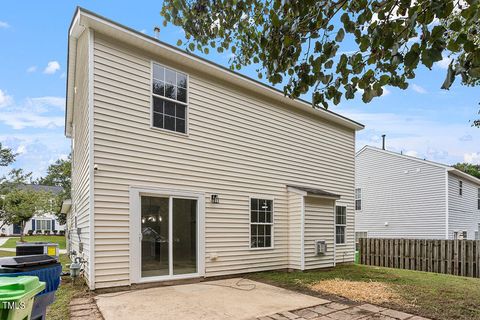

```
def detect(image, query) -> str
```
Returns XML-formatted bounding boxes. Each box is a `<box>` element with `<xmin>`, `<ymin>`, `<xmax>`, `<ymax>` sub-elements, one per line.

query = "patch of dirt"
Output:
<box><xmin>310</xmin><ymin>278</ymin><xmax>410</xmax><ymax>306</ymax></box>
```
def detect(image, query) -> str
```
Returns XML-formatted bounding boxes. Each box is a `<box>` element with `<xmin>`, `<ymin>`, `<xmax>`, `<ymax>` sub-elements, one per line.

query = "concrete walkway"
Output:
<box><xmin>0</xmin><ymin>237</ymin><xmax>10</xmax><ymax>247</ymax></box>
<box><xmin>94</xmin><ymin>278</ymin><xmax>430</xmax><ymax>320</ymax></box>
<box><xmin>259</xmin><ymin>301</ymin><xmax>430</xmax><ymax>320</ymax></box>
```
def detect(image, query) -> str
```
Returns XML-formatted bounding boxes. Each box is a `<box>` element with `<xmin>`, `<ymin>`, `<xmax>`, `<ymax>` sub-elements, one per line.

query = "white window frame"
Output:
<box><xmin>150</xmin><ymin>61</ymin><xmax>189</xmax><ymax>135</ymax></box>
<box><xmin>459</xmin><ymin>180</ymin><xmax>463</xmax><ymax>196</ymax></box>
<box><xmin>335</xmin><ymin>206</ymin><xmax>347</xmax><ymax>245</ymax></box>
<box><xmin>36</xmin><ymin>219</ymin><xmax>52</xmax><ymax>231</ymax></box>
<box><xmin>249</xmin><ymin>196</ymin><xmax>274</xmax><ymax>250</ymax></box>
<box><xmin>355</xmin><ymin>188</ymin><xmax>362</xmax><ymax>211</ymax></box>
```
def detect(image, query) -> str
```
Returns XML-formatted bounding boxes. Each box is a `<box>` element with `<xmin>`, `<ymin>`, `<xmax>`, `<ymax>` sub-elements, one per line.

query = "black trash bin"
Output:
<box><xmin>0</xmin><ymin>255</ymin><xmax>62</xmax><ymax>320</ymax></box>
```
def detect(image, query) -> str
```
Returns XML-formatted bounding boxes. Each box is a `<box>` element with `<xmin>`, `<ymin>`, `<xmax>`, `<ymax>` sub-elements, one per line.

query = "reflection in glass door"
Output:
<box><xmin>141</xmin><ymin>196</ymin><xmax>169</xmax><ymax>277</ymax></box>
<box><xmin>140</xmin><ymin>195</ymin><xmax>197</xmax><ymax>279</ymax></box>
<box><xmin>173</xmin><ymin>198</ymin><xmax>197</xmax><ymax>275</ymax></box>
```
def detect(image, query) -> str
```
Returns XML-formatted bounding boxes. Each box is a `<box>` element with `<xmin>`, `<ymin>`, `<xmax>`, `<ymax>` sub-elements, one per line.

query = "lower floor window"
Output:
<box><xmin>250</xmin><ymin>198</ymin><xmax>273</xmax><ymax>248</ymax></box>
<box><xmin>335</xmin><ymin>206</ymin><xmax>346</xmax><ymax>244</ymax></box>
<box><xmin>36</xmin><ymin>219</ymin><xmax>52</xmax><ymax>231</ymax></box>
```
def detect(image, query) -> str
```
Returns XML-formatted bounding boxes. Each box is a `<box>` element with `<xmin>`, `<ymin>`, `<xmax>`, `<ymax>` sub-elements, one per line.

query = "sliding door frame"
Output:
<box><xmin>129</xmin><ymin>186</ymin><xmax>205</xmax><ymax>284</ymax></box>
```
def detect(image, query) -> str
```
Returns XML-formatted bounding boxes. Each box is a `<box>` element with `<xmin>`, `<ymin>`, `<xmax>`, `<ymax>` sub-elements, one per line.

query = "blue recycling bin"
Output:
<box><xmin>0</xmin><ymin>255</ymin><xmax>62</xmax><ymax>320</ymax></box>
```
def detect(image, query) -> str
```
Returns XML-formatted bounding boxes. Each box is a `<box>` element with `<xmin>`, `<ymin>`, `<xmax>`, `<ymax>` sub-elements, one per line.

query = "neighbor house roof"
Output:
<box><xmin>357</xmin><ymin>145</ymin><xmax>480</xmax><ymax>186</ymax></box>
<box><xmin>65</xmin><ymin>7</ymin><xmax>364</xmax><ymax>138</ymax></box>
<box><xmin>17</xmin><ymin>184</ymin><xmax>64</xmax><ymax>194</ymax></box>
<box><xmin>287</xmin><ymin>185</ymin><xmax>341</xmax><ymax>199</ymax></box>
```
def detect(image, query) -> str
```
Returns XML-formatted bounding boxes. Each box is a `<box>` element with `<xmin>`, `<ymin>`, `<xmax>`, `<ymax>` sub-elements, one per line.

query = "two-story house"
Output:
<box><xmin>65</xmin><ymin>8</ymin><xmax>364</xmax><ymax>290</ymax></box>
<box><xmin>355</xmin><ymin>146</ymin><xmax>480</xmax><ymax>242</ymax></box>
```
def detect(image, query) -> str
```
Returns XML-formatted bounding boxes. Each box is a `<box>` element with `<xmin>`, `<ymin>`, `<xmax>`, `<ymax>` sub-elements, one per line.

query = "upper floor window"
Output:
<box><xmin>335</xmin><ymin>206</ymin><xmax>347</xmax><ymax>244</ymax></box>
<box><xmin>250</xmin><ymin>198</ymin><xmax>273</xmax><ymax>249</ymax></box>
<box><xmin>151</xmin><ymin>63</ymin><xmax>188</xmax><ymax>133</ymax></box>
<box><xmin>355</xmin><ymin>188</ymin><xmax>362</xmax><ymax>211</ymax></box>
<box><xmin>459</xmin><ymin>180</ymin><xmax>463</xmax><ymax>196</ymax></box>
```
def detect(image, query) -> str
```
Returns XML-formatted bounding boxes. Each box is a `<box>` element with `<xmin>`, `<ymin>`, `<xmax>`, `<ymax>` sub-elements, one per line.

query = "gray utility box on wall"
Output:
<box><xmin>315</xmin><ymin>240</ymin><xmax>327</xmax><ymax>255</ymax></box>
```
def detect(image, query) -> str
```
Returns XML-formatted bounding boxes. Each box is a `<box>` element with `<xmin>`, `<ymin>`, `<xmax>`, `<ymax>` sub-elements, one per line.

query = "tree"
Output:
<box><xmin>37</xmin><ymin>155</ymin><xmax>71</xmax><ymax>225</ymax></box>
<box><xmin>161</xmin><ymin>0</ymin><xmax>480</xmax><ymax>124</ymax></box>
<box><xmin>0</xmin><ymin>143</ymin><xmax>16</xmax><ymax>167</ymax></box>
<box><xmin>452</xmin><ymin>162</ymin><xmax>480</xmax><ymax>179</ymax></box>
<box><xmin>2</xmin><ymin>188</ymin><xmax>52</xmax><ymax>241</ymax></box>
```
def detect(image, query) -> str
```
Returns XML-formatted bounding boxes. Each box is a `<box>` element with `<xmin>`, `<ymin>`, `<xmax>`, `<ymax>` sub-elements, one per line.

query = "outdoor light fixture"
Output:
<box><xmin>211</xmin><ymin>194</ymin><xmax>219</xmax><ymax>204</ymax></box>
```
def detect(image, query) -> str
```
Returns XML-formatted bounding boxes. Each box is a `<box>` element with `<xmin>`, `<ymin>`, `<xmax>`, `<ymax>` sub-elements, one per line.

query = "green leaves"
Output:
<box><xmin>161</xmin><ymin>0</ymin><xmax>480</xmax><ymax>111</ymax></box>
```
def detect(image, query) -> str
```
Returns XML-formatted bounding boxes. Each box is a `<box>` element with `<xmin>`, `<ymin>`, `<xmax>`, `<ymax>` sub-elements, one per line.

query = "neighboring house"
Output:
<box><xmin>0</xmin><ymin>185</ymin><xmax>65</xmax><ymax>236</ymax></box>
<box><xmin>355</xmin><ymin>146</ymin><xmax>480</xmax><ymax>242</ymax></box>
<box><xmin>64</xmin><ymin>8</ymin><xmax>364</xmax><ymax>290</ymax></box>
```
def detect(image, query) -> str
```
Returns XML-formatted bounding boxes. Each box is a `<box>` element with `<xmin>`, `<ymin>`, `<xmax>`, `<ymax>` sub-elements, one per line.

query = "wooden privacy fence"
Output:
<box><xmin>358</xmin><ymin>238</ymin><xmax>480</xmax><ymax>278</ymax></box>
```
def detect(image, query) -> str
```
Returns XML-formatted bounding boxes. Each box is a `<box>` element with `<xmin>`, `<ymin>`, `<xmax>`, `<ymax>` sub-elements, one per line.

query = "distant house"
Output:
<box><xmin>355</xmin><ymin>146</ymin><xmax>480</xmax><ymax>241</ymax></box>
<box><xmin>0</xmin><ymin>184</ymin><xmax>66</xmax><ymax>236</ymax></box>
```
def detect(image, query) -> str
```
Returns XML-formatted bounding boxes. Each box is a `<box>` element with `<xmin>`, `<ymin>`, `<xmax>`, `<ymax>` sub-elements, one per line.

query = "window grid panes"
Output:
<box><xmin>459</xmin><ymin>180</ymin><xmax>463</xmax><ymax>196</ymax></box>
<box><xmin>355</xmin><ymin>188</ymin><xmax>362</xmax><ymax>211</ymax></box>
<box><xmin>335</xmin><ymin>206</ymin><xmax>346</xmax><ymax>244</ymax></box>
<box><xmin>250</xmin><ymin>198</ymin><xmax>273</xmax><ymax>248</ymax></box>
<box><xmin>152</xmin><ymin>63</ymin><xmax>187</xmax><ymax>133</ymax></box>
<box><xmin>36</xmin><ymin>219</ymin><xmax>52</xmax><ymax>231</ymax></box>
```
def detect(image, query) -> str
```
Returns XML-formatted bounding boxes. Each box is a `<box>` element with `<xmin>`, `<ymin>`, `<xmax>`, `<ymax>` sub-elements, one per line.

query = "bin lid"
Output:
<box><xmin>16</xmin><ymin>242</ymin><xmax>59</xmax><ymax>246</ymax></box>
<box><xmin>0</xmin><ymin>255</ymin><xmax>58</xmax><ymax>268</ymax></box>
<box><xmin>0</xmin><ymin>276</ymin><xmax>46</xmax><ymax>300</ymax></box>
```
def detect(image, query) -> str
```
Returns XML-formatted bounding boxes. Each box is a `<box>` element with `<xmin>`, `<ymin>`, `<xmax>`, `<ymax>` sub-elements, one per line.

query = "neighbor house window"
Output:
<box><xmin>459</xmin><ymin>180</ymin><xmax>463</xmax><ymax>196</ymax></box>
<box><xmin>453</xmin><ymin>231</ymin><xmax>458</xmax><ymax>240</ymax></box>
<box><xmin>477</xmin><ymin>188</ymin><xmax>480</xmax><ymax>210</ymax></box>
<box><xmin>36</xmin><ymin>219</ymin><xmax>52</xmax><ymax>231</ymax></box>
<box><xmin>152</xmin><ymin>63</ymin><xmax>188</xmax><ymax>133</ymax></box>
<box><xmin>250</xmin><ymin>198</ymin><xmax>273</xmax><ymax>248</ymax></box>
<box><xmin>335</xmin><ymin>206</ymin><xmax>347</xmax><ymax>244</ymax></box>
<box><xmin>462</xmin><ymin>231</ymin><xmax>467</xmax><ymax>239</ymax></box>
<box><xmin>355</xmin><ymin>188</ymin><xmax>362</xmax><ymax>211</ymax></box>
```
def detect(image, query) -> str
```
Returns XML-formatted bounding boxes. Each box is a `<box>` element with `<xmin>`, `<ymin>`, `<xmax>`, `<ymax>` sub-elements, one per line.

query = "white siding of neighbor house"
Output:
<box><xmin>355</xmin><ymin>147</ymin><xmax>447</xmax><ymax>239</ymax></box>
<box><xmin>287</xmin><ymin>192</ymin><xmax>303</xmax><ymax>269</ymax></box>
<box><xmin>304</xmin><ymin>198</ymin><xmax>336</xmax><ymax>269</ymax></box>
<box><xmin>448</xmin><ymin>173</ymin><xmax>480</xmax><ymax>240</ymax></box>
<box><xmin>90</xmin><ymin>33</ymin><xmax>356</xmax><ymax>289</ymax></box>
<box><xmin>70</xmin><ymin>30</ymin><xmax>92</xmax><ymax>283</ymax></box>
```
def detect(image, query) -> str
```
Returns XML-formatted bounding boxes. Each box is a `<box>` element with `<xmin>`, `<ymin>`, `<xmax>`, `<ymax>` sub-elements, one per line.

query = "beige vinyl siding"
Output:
<box><xmin>91</xmin><ymin>33</ymin><xmax>356</xmax><ymax>288</ymax></box>
<box><xmin>355</xmin><ymin>147</ymin><xmax>447</xmax><ymax>239</ymax></box>
<box><xmin>304</xmin><ymin>198</ymin><xmax>335</xmax><ymax>269</ymax></box>
<box><xmin>448</xmin><ymin>173</ymin><xmax>480</xmax><ymax>240</ymax></box>
<box><xmin>287</xmin><ymin>192</ymin><xmax>303</xmax><ymax>269</ymax></box>
<box><xmin>70</xmin><ymin>30</ymin><xmax>91</xmax><ymax>282</ymax></box>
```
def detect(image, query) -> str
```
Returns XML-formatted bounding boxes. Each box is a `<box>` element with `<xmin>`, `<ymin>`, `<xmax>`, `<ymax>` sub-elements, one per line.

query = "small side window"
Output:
<box><xmin>335</xmin><ymin>206</ymin><xmax>347</xmax><ymax>244</ymax></box>
<box><xmin>355</xmin><ymin>188</ymin><xmax>362</xmax><ymax>211</ymax></box>
<box><xmin>459</xmin><ymin>180</ymin><xmax>463</xmax><ymax>196</ymax></box>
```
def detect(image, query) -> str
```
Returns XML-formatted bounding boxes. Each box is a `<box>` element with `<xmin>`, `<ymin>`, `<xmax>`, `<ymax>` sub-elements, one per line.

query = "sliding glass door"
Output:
<box><xmin>140</xmin><ymin>195</ymin><xmax>197</xmax><ymax>279</ymax></box>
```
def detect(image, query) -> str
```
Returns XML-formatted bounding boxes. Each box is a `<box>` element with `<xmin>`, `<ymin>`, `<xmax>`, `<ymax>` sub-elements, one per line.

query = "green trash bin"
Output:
<box><xmin>0</xmin><ymin>276</ymin><xmax>46</xmax><ymax>320</ymax></box>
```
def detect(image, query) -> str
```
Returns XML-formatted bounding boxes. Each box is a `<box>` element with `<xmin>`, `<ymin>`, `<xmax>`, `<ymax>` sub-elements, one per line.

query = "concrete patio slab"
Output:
<box><xmin>95</xmin><ymin>278</ymin><xmax>328</xmax><ymax>320</ymax></box>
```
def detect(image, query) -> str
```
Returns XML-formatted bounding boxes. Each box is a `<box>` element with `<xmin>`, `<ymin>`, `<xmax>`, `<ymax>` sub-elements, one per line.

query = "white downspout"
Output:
<box><xmin>445</xmin><ymin>169</ymin><xmax>449</xmax><ymax>240</ymax></box>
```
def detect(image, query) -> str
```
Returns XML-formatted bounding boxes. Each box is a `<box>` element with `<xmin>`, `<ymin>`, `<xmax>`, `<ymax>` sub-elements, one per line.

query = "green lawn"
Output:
<box><xmin>248</xmin><ymin>264</ymin><xmax>480</xmax><ymax>320</ymax></box>
<box><xmin>1</xmin><ymin>235</ymin><xmax>66</xmax><ymax>249</ymax></box>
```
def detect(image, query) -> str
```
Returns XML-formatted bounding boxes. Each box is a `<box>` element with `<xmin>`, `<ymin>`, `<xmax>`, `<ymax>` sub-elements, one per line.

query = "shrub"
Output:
<box><xmin>44</xmin><ymin>230</ymin><xmax>51</xmax><ymax>235</ymax></box>
<box><xmin>59</xmin><ymin>230</ymin><xmax>65</xmax><ymax>236</ymax></box>
<box><xmin>27</xmin><ymin>230</ymin><xmax>34</xmax><ymax>236</ymax></box>
<box><xmin>53</xmin><ymin>230</ymin><xmax>58</xmax><ymax>235</ymax></box>
<box><xmin>36</xmin><ymin>230</ymin><xmax>43</xmax><ymax>234</ymax></box>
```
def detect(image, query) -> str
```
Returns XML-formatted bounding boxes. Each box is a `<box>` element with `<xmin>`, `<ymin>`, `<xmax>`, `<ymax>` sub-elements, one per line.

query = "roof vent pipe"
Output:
<box><xmin>381</xmin><ymin>134</ymin><xmax>386</xmax><ymax>150</ymax></box>
<box><xmin>153</xmin><ymin>26</ymin><xmax>160</xmax><ymax>39</ymax></box>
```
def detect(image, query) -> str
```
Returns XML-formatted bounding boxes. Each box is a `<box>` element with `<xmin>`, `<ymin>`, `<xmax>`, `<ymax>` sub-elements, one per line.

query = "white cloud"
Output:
<box><xmin>0</xmin><ymin>94</ymin><xmax>65</xmax><ymax>129</ymax></box>
<box><xmin>382</xmin><ymin>87</ymin><xmax>391</xmax><ymax>96</ymax></box>
<box><xmin>405</xmin><ymin>150</ymin><xmax>419</xmax><ymax>158</ymax></box>
<box><xmin>0</xmin><ymin>21</ymin><xmax>9</xmax><ymax>28</ymax></box>
<box><xmin>464</xmin><ymin>152</ymin><xmax>480</xmax><ymax>165</ymax></box>
<box><xmin>27</xmin><ymin>66</ymin><xmax>37</xmax><ymax>73</ymax></box>
<box><xmin>459</xmin><ymin>134</ymin><xmax>472</xmax><ymax>142</ymax></box>
<box><xmin>0</xmin><ymin>89</ymin><xmax>13</xmax><ymax>108</ymax></box>
<box><xmin>435</xmin><ymin>56</ymin><xmax>452</xmax><ymax>70</ymax></box>
<box><xmin>16</xmin><ymin>145</ymin><xmax>27</xmax><ymax>155</ymax></box>
<box><xmin>411</xmin><ymin>84</ymin><xmax>427</xmax><ymax>94</ymax></box>
<box><xmin>43</xmin><ymin>61</ymin><xmax>60</xmax><ymax>74</ymax></box>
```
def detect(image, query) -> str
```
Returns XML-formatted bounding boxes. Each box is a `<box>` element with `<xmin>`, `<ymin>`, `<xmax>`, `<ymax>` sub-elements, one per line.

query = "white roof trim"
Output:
<box><xmin>65</xmin><ymin>7</ymin><xmax>364</xmax><ymax>137</ymax></box>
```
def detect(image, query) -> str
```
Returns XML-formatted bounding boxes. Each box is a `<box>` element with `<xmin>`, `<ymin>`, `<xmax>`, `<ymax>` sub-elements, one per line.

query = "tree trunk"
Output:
<box><xmin>20</xmin><ymin>221</ymin><xmax>25</xmax><ymax>242</ymax></box>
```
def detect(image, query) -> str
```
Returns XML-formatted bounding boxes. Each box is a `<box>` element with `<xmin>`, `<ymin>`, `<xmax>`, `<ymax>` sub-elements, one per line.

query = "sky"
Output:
<box><xmin>0</xmin><ymin>1</ymin><xmax>479</xmax><ymax>179</ymax></box>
